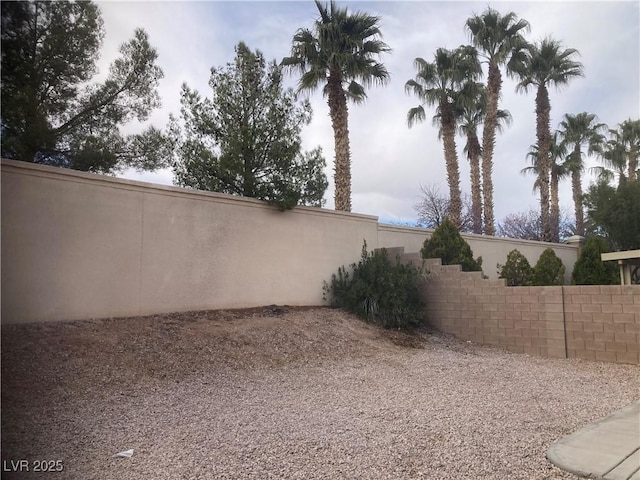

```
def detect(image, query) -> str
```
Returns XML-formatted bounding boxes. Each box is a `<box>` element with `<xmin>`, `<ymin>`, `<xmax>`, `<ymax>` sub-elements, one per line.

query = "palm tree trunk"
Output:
<box><xmin>480</xmin><ymin>61</ymin><xmax>501</xmax><ymax>236</ymax></box>
<box><xmin>468</xmin><ymin>132</ymin><xmax>483</xmax><ymax>234</ymax></box>
<box><xmin>629</xmin><ymin>149</ymin><xmax>638</xmax><ymax>182</ymax></box>
<box><xmin>571</xmin><ymin>145</ymin><xmax>585</xmax><ymax>236</ymax></box>
<box><xmin>550</xmin><ymin>169</ymin><xmax>560</xmax><ymax>243</ymax></box>
<box><xmin>327</xmin><ymin>71</ymin><xmax>352</xmax><ymax>212</ymax></box>
<box><xmin>535</xmin><ymin>84</ymin><xmax>552</xmax><ymax>242</ymax></box>
<box><xmin>441</xmin><ymin>101</ymin><xmax>462</xmax><ymax>228</ymax></box>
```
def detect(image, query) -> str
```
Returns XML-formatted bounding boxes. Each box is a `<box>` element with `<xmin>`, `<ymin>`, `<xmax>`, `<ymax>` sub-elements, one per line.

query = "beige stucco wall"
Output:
<box><xmin>1</xmin><ymin>159</ymin><xmax>580</xmax><ymax>324</ymax></box>
<box><xmin>377</xmin><ymin>224</ymin><xmax>578</xmax><ymax>282</ymax></box>
<box><xmin>1</xmin><ymin>160</ymin><xmax>378</xmax><ymax>323</ymax></box>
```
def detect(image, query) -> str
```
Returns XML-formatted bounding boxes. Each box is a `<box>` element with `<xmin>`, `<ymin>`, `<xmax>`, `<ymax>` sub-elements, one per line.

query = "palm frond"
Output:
<box><xmin>407</xmin><ymin>105</ymin><xmax>426</xmax><ymax>128</ymax></box>
<box><xmin>465</xmin><ymin>7</ymin><xmax>530</xmax><ymax>64</ymax></box>
<box><xmin>284</xmin><ymin>0</ymin><xmax>390</xmax><ymax>104</ymax></box>
<box><xmin>346</xmin><ymin>81</ymin><xmax>366</xmax><ymax>104</ymax></box>
<box><xmin>513</xmin><ymin>37</ymin><xmax>583</xmax><ymax>93</ymax></box>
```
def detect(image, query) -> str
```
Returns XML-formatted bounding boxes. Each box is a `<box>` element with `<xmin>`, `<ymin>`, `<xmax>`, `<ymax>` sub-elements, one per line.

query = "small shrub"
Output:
<box><xmin>532</xmin><ymin>248</ymin><xmax>565</xmax><ymax>286</ymax></box>
<box><xmin>421</xmin><ymin>218</ymin><xmax>482</xmax><ymax>272</ymax></box>
<box><xmin>498</xmin><ymin>249</ymin><xmax>533</xmax><ymax>286</ymax></box>
<box><xmin>572</xmin><ymin>236</ymin><xmax>619</xmax><ymax>285</ymax></box>
<box><xmin>323</xmin><ymin>241</ymin><xmax>426</xmax><ymax>329</ymax></box>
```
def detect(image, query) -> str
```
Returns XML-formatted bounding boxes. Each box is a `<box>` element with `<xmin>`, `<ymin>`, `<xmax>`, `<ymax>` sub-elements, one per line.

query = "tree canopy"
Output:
<box><xmin>584</xmin><ymin>180</ymin><xmax>640</xmax><ymax>250</ymax></box>
<box><xmin>170</xmin><ymin>42</ymin><xmax>328</xmax><ymax>210</ymax></box>
<box><xmin>1</xmin><ymin>0</ymin><xmax>167</xmax><ymax>173</ymax></box>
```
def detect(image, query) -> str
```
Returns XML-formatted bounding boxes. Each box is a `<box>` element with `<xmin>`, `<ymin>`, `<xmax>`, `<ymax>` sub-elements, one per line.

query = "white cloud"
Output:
<box><xmin>98</xmin><ymin>0</ymin><xmax>640</xmax><ymax>225</ymax></box>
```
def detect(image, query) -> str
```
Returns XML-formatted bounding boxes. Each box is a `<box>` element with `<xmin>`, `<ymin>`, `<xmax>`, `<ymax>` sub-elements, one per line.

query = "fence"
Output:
<box><xmin>399</xmin><ymin>253</ymin><xmax>640</xmax><ymax>365</ymax></box>
<box><xmin>2</xmin><ymin>159</ymin><xmax>578</xmax><ymax>324</ymax></box>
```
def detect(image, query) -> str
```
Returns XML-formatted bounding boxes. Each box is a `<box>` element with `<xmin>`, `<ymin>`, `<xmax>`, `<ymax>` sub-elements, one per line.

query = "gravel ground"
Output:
<box><xmin>2</xmin><ymin>307</ymin><xmax>638</xmax><ymax>480</ymax></box>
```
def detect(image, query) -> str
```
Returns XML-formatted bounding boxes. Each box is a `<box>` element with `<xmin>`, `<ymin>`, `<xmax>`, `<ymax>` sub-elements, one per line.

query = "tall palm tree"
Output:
<box><xmin>465</xmin><ymin>7</ymin><xmax>530</xmax><ymax>236</ymax></box>
<box><xmin>457</xmin><ymin>86</ymin><xmax>512</xmax><ymax>234</ymax></box>
<box><xmin>558</xmin><ymin>112</ymin><xmax>607</xmax><ymax>236</ymax></box>
<box><xmin>522</xmin><ymin>132</ymin><xmax>569</xmax><ymax>242</ymax></box>
<box><xmin>514</xmin><ymin>37</ymin><xmax>583</xmax><ymax>242</ymax></box>
<box><xmin>405</xmin><ymin>46</ymin><xmax>482</xmax><ymax>228</ymax></box>
<box><xmin>282</xmin><ymin>0</ymin><xmax>390</xmax><ymax>212</ymax></box>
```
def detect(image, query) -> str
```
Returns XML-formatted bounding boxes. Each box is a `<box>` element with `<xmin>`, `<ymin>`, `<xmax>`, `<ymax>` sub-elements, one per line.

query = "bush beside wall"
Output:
<box><xmin>498</xmin><ymin>249</ymin><xmax>534</xmax><ymax>286</ymax></box>
<box><xmin>572</xmin><ymin>236</ymin><xmax>619</xmax><ymax>285</ymax></box>
<box><xmin>324</xmin><ymin>242</ymin><xmax>425</xmax><ymax>329</ymax></box>
<box><xmin>532</xmin><ymin>248</ymin><xmax>565</xmax><ymax>286</ymax></box>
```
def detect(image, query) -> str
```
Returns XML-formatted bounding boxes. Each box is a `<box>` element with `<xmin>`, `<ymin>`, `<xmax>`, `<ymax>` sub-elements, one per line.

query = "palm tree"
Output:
<box><xmin>522</xmin><ymin>132</ymin><xmax>569</xmax><ymax>242</ymax></box>
<box><xmin>282</xmin><ymin>1</ymin><xmax>390</xmax><ymax>212</ymax></box>
<box><xmin>465</xmin><ymin>7</ymin><xmax>530</xmax><ymax>236</ymax></box>
<box><xmin>595</xmin><ymin>130</ymin><xmax>629</xmax><ymax>185</ymax></box>
<box><xmin>458</xmin><ymin>86</ymin><xmax>512</xmax><ymax>234</ymax></box>
<box><xmin>620</xmin><ymin>119</ymin><xmax>640</xmax><ymax>181</ymax></box>
<box><xmin>514</xmin><ymin>37</ymin><xmax>583</xmax><ymax>242</ymax></box>
<box><xmin>405</xmin><ymin>46</ymin><xmax>482</xmax><ymax>228</ymax></box>
<box><xmin>558</xmin><ymin>112</ymin><xmax>607</xmax><ymax>236</ymax></box>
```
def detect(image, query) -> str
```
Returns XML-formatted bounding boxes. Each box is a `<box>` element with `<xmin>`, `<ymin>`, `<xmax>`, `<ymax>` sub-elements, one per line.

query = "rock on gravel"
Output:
<box><xmin>2</xmin><ymin>307</ymin><xmax>638</xmax><ymax>479</ymax></box>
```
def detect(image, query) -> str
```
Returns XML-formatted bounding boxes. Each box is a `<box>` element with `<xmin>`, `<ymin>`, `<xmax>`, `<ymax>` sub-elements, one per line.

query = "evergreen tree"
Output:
<box><xmin>171</xmin><ymin>42</ymin><xmax>328</xmax><ymax>210</ymax></box>
<box><xmin>532</xmin><ymin>248</ymin><xmax>565</xmax><ymax>285</ymax></box>
<box><xmin>572</xmin><ymin>236</ymin><xmax>619</xmax><ymax>285</ymax></box>
<box><xmin>584</xmin><ymin>180</ymin><xmax>640</xmax><ymax>250</ymax></box>
<box><xmin>1</xmin><ymin>1</ymin><xmax>166</xmax><ymax>173</ymax></box>
<box><xmin>498</xmin><ymin>249</ymin><xmax>533</xmax><ymax>286</ymax></box>
<box><xmin>421</xmin><ymin>218</ymin><xmax>482</xmax><ymax>271</ymax></box>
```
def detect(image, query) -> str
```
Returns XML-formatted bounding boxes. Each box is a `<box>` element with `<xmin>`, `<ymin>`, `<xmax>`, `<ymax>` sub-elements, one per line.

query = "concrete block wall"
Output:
<box><xmin>563</xmin><ymin>285</ymin><xmax>640</xmax><ymax>364</ymax></box>
<box><xmin>398</xmin><ymin>251</ymin><xmax>640</xmax><ymax>365</ymax></box>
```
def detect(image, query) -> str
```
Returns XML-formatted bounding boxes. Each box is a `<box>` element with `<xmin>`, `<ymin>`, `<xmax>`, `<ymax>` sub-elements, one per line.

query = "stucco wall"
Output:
<box><xmin>1</xmin><ymin>159</ymin><xmax>580</xmax><ymax>324</ymax></box>
<box><xmin>378</xmin><ymin>224</ymin><xmax>578</xmax><ymax>283</ymax></box>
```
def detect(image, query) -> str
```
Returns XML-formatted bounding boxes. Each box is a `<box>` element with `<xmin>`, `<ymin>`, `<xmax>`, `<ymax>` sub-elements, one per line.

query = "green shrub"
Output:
<box><xmin>572</xmin><ymin>236</ymin><xmax>619</xmax><ymax>285</ymax></box>
<box><xmin>323</xmin><ymin>241</ymin><xmax>426</xmax><ymax>329</ymax></box>
<box><xmin>532</xmin><ymin>248</ymin><xmax>565</xmax><ymax>286</ymax></box>
<box><xmin>498</xmin><ymin>249</ymin><xmax>533</xmax><ymax>286</ymax></box>
<box><xmin>421</xmin><ymin>218</ymin><xmax>482</xmax><ymax>272</ymax></box>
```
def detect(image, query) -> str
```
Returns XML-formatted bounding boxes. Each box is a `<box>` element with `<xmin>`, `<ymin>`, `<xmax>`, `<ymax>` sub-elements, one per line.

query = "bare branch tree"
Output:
<box><xmin>414</xmin><ymin>184</ymin><xmax>474</xmax><ymax>232</ymax></box>
<box><xmin>496</xmin><ymin>208</ymin><xmax>575</xmax><ymax>242</ymax></box>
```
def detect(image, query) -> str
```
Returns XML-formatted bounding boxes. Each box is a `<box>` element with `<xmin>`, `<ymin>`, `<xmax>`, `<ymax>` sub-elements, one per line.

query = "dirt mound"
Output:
<box><xmin>1</xmin><ymin>307</ymin><xmax>430</xmax><ymax>402</ymax></box>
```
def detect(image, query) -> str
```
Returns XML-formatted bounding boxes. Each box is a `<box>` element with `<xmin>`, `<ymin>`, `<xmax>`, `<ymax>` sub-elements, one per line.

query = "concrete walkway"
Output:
<box><xmin>547</xmin><ymin>400</ymin><xmax>640</xmax><ymax>480</ymax></box>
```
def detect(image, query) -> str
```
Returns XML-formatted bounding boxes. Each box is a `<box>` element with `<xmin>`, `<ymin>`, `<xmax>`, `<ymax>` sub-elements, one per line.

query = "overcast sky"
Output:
<box><xmin>96</xmin><ymin>0</ymin><xmax>640</xmax><ymax>225</ymax></box>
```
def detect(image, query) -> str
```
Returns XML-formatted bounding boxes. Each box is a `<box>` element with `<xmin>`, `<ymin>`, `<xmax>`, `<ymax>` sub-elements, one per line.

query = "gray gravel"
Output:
<box><xmin>2</xmin><ymin>308</ymin><xmax>638</xmax><ymax>479</ymax></box>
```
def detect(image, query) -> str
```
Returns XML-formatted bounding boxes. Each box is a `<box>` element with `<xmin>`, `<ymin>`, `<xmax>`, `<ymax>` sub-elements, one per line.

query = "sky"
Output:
<box><xmin>96</xmin><ymin>0</ymin><xmax>640</xmax><ymax>225</ymax></box>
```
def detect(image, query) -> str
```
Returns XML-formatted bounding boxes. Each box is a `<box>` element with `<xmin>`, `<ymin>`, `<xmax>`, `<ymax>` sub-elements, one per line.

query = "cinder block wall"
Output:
<box><xmin>564</xmin><ymin>286</ymin><xmax>639</xmax><ymax>364</ymax></box>
<box><xmin>401</xmin><ymin>252</ymin><xmax>640</xmax><ymax>365</ymax></box>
